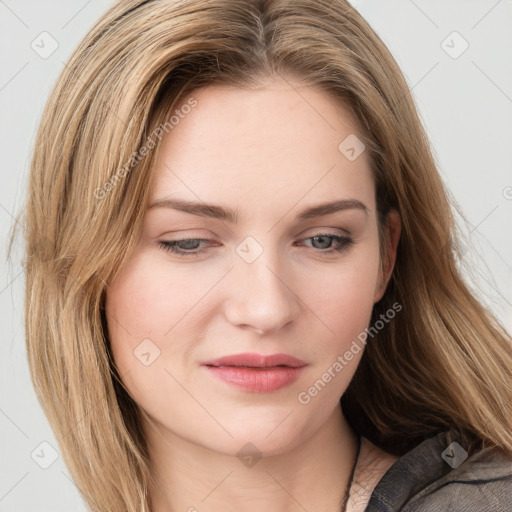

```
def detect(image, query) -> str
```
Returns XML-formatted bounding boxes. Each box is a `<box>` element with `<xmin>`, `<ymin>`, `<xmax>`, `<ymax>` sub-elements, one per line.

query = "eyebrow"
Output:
<box><xmin>148</xmin><ymin>198</ymin><xmax>368</xmax><ymax>223</ymax></box>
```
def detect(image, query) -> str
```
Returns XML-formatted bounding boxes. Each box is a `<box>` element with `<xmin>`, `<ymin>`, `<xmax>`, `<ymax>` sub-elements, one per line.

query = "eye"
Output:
<box><xmin>159</xmin><ymin>238</ymin><xmax>212</xmax><ymax>257</ymax></box>
<box><xmin>158</xmin><ymin>232</ymin><xmax>354</xmax><ymax>258</ymax></box>
<box><xmin>299</xmin><ymin>232</ymin><xmax>354</xmax><ymax>254</ymax></box>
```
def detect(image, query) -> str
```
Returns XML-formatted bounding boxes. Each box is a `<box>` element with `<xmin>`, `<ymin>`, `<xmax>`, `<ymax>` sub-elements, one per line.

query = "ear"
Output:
<box><xmin>374</xmin><ymin>209</ymin><xmax>401</xmax><ymax>303</ymax></box>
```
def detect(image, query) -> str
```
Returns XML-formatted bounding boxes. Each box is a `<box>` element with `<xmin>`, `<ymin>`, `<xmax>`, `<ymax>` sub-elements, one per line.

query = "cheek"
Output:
<box><xmin>107</xmin><ymin>250</ymin><xmax>194</xmax><ymax>331</ymax></box>
<box><xmin>105</xmin><ymin>250</ymin><xmax>223</xmax><ymax>375</ymax></box>
<box><xmin>105</xmin><ymin>252</ymin><xmax>195</xmax><ymax>408</ymax></box>
<box><xmin>297</xmin><ymin>244</ymin><xmax>381</xmax><ymax>347</ymax></box>
<box><xmin>291</xmin><ymin>252</ymin><xmax>380</xmax><ymax>407</ymax></box>
<box><xmin>105</xmin><ymin>252</ymin><xmax>176</xmax><ymax>370</ymax></box>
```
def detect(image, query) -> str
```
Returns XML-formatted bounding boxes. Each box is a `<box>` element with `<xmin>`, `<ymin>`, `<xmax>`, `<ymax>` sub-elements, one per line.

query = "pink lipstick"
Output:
<box><xmin>202</xmin><ymin>353</ymin><xmax>307</xmax><ymax>393</ymax></box>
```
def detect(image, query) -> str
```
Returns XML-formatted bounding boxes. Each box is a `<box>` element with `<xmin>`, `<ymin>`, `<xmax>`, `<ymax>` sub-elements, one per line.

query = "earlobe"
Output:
<box><xmin>374</xmin><ymin>209</ymin><xmax>401</xmax><ymax>303</ymax></box>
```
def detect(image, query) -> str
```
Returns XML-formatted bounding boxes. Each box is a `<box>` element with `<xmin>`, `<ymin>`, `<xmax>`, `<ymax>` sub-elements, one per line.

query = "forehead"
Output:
<box><xmin>149</xmin><ymin>76</ymin><xmax>375</xmax><ymax>216</ymax></box>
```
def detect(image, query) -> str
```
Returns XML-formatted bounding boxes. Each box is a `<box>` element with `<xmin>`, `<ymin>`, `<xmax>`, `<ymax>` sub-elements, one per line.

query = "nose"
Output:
<box><xmin>224</xmin><ymin>249</ymin><xmax>302</xmax><ymax>335</ymax></box>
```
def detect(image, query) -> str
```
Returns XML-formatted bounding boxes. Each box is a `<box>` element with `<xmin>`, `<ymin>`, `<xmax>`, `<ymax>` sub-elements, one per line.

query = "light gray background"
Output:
<box><xmin>1</xmin><ymin>1</ymin><xmax>511</xmax><ymax>510</ymax></box>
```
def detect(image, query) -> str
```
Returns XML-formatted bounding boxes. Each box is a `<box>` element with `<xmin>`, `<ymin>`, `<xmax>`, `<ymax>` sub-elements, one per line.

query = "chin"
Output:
<box><xmin>199</xmin><ymin>410</ymin><xmax>319</xmax><ymax>458</ymax></box>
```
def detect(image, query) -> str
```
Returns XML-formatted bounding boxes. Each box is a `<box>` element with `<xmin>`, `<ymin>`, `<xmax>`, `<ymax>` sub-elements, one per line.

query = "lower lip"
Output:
<box><xmin>203</xmin><ymin>365</ymin><xmax>306</xmax><ymax>392</ymax></box>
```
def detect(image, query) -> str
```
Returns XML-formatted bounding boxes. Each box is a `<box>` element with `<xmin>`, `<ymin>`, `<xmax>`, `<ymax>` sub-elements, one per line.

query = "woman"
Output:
<box><xmin>22</xmin><ymin>0</ymin><xmax>512</xmax><ymax>511</ymax></box>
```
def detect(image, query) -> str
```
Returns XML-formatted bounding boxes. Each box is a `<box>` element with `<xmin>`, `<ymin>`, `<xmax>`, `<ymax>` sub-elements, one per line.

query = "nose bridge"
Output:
<box><xmin>224</xmin><ymin>235</ymin><xmax>301</xmax><ymax>333</ymax></box>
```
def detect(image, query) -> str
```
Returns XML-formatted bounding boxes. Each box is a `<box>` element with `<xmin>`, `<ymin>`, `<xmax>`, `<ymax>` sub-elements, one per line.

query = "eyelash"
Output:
<box><xmin>158</xmin><ymin>232</ymin><xmax>354</xmax><ymax>258</ymax></box>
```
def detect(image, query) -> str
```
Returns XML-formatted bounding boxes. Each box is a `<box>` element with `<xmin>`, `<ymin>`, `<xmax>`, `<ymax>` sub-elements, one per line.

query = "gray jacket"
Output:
<box><xmin>366</xmin><ymin>430</ymin><xmax>512</xmax><ymax>511</ymax></box>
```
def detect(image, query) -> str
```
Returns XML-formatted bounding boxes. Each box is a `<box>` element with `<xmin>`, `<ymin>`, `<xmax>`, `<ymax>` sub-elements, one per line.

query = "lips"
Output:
<box><xmin>202</xmin><ymin>353</ymin><xmax>307</xmax><ymax>393</ymax></box>
<box><xmin>202</xmin><ymin>352</ymin><xmax>307</xmax><ymax>369</ymax></box>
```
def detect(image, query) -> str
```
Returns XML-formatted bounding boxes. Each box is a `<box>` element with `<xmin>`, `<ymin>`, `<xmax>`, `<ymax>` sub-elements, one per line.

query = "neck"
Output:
<box><xmin>144</xmin><ymin>404</ymin><xmax>359</xmax><ymax>512</ymax></box>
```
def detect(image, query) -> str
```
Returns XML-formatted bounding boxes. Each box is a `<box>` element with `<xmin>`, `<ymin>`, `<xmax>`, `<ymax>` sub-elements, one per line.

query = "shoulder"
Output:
<box><xmin>402</xmin><ymin>476</ymin><xmax>512</xmax><ymax>511</ymax></box>
<box><xmin>365</xmin><ymin>430</ymin><xmax>512</xmax><ymax>512</ymax></box>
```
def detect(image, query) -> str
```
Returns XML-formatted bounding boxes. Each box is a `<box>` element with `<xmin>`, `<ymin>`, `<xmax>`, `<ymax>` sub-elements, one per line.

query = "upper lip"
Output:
<box><xmin>202</xmin><ymin>353</ymin><xmax>307</xmax><ymax>368</ymax></box>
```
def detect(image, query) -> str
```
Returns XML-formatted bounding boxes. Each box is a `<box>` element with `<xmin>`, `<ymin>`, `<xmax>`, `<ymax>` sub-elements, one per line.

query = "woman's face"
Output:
<box><xmin>106</xmin><ymin>75</ymin><xmax>399</xmax><ymax>457</ymax></box>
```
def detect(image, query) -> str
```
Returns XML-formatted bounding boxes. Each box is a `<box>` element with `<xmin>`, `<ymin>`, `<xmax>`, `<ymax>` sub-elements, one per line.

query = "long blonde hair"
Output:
<box><xmin>18</xmin><ymin>0</ymin><xmax>512</xmax><ymax>511</ymax></box>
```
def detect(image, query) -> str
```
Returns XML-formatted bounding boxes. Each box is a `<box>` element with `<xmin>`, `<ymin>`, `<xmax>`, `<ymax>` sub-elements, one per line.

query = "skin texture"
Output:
<box><xmin>105</xmin><ymin>75</ymin><xmax>401</xmax><ymax>512</ymax></box>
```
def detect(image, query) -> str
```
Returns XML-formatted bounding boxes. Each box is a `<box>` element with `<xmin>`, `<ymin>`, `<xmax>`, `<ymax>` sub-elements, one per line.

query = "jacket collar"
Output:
<box><xmin>366</xmin><ymin>430</ymin><xmax>512</xmax><ymax>511</ymax></box>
